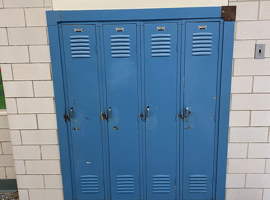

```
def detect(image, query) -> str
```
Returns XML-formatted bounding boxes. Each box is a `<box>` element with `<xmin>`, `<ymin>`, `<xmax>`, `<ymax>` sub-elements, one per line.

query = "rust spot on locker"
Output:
<box><xmin>140</xmin><ymin>113</ymin><xmax>146</xmax><ymax>122</ymax></box>
<box><xmin>113</xmin><ymin>125</ymin><xmax>119</xmax><ymax>130</ymax></box>
<box><xmin>178</xmin><ymin>113</ymin><xmax>184</xmax><ymax>120</ymax></box>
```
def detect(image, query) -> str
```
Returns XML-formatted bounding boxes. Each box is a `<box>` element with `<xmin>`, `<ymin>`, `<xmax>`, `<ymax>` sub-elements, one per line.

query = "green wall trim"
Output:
<box><xmin>0</xmin><ymin>179</ymin><xmax>17</xmax><ymax>192</ymax></box>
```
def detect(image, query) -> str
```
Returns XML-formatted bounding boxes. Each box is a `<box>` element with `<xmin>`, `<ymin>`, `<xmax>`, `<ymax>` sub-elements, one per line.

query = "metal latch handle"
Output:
<box><xmin>70</xmin><ymin>107</ymin><xmax>74</xmax><ymax>119</ymax></box>
<box><xmin>147</xmin><ymin>106</ymin><xmax>150</xmax><ymax>118</ymax></box>
<box><xmin>185</xmin><ymin>107</ymin><xmax>189</xmax><ymax>118</ymax></box>
<box><xmin>109</xmin><ymin>107</ymin><xmax>112</xmax><ymax>118</ymax></box>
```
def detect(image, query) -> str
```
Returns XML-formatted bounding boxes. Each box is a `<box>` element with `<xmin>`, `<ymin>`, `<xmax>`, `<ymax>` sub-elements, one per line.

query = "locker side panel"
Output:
<box><xmin>144</xmin><ymin>23</ymin><xmax>178</xmax><ymax>200</ymax></box>
<box><xmin>102</xmin><ymin>24</ymin><xmax>140</xmax><ymax>200</ymax></box>
<box><xmin>62</xmin><ymin>25</ymin><xmax>105</xmax><ymax>200</ymax></box>
<box><xmin>183</xmin><ymin>21</ymin><xmax>220</xmax><ymax>200</ymax></box>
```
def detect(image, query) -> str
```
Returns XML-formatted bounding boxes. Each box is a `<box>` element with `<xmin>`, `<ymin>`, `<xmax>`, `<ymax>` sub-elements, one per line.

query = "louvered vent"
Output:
<box><xmin>116</xmin><ymin>175</ymin><xmax>134</xmax><ymax>194</ymax></box>
<box><xmin>189</xmin><ymin>175</ymin><xmax>207</xmax><ymax>193</ymax></box>
<box><xmin>152</xmin><ymin>175</ymin><xmax>170</xmax><ymax>193</ymax></box>
<box><xmin>81</xmin><ymin>175</ymin><xmax>99</xmax><ymax>193</ymax></box>
<box><xmin>192</xmin><ymin>32</ymin><xmax>212</xmax><ymax>56</ymax></box>
<box><xmin>111</xmin><ymin>35</ymin><xmax>130</xmax><ymax>58</ymax></box>
<box><xmin>151</xmin><ymin>34</ymin><xmax>171</xmax><ymax>57</ymax></box>
<box><xmin>70</xmin><ymin>35</ymin><xmax>90</xmax><ymax>58</ymax></box>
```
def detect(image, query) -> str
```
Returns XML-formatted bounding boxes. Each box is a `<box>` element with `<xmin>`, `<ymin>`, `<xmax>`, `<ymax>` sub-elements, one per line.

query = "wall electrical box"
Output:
<box><xmin>47</xmin><ymin>6</ymin><xmax>236</xmax><ymax>200</ymax></box>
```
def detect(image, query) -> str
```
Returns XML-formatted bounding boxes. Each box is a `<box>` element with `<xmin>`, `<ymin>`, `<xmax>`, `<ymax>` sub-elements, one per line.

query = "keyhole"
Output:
<box><xmin>259</xmin><ymin>49</ymin><xmax>262</xmax><ymax>54</ymax></box>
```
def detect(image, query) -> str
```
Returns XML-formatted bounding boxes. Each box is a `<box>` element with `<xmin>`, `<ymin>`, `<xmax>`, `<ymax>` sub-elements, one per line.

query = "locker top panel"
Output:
<box><xmin>46</xmin><ymin>6</ymin><xmax>236</xmax><ymax>25</ymax></box>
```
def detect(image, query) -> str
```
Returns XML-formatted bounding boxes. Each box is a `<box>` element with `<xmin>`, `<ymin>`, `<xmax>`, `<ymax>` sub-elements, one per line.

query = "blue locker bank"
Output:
<box><xmin>47</xmin><ymin>6</ymin><xmax>236</xmax><ymax>200</ymax></box>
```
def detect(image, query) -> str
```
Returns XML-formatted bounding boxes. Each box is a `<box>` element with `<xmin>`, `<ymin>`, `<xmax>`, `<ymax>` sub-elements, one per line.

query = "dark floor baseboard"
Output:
<box><xmin>0</xmin><ymin>179</ymin><xmax>17</xmax><ymax>192</ymax></box>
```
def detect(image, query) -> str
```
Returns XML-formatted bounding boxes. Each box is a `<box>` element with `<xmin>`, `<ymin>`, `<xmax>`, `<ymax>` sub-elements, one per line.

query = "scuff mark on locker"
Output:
<box><xmin>112</xmin><ymin>125</ymin><xmax>119</xmax><ymax>130</ymax></box>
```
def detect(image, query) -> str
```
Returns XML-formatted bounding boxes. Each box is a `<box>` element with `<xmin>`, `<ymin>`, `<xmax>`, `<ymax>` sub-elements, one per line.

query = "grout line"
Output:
<box><xmin>257</xmin><ymin>1</ymin><xmax>260</xmax><ymax>21</ymax></box>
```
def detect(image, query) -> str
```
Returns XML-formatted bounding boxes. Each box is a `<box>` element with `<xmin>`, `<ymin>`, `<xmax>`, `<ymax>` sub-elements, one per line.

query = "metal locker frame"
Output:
<box><xmin>47</xmin><ymin>6</ymin><xmax>236</xmax><ymax>200</ymax></box>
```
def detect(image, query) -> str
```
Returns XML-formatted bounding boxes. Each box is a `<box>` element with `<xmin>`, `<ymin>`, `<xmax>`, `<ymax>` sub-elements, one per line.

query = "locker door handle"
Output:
<box><xmin>185</xmin><ymin>107</ymin><xmax>189</xmax><ymax>118</ymax></box>
<box><xmin>147</xmin><ymin>106</ymin><xmax>150</xmax><ymax>118</ymax></box>
<box><xmin>109</xmin><ymin>107</ymin><xmax>112</xmax><ymax>118</ymax></box>
<box><xmin>70</xmin><ymin>107</ymin><xmax>74</xmax><ymax>119</ymax></box>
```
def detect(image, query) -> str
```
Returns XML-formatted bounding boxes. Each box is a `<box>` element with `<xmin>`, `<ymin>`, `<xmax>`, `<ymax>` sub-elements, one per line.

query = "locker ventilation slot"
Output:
<box><xmin>70</xmin><ymin>35</ymin><xmax>91</xmax><ymax>58</ymax></box>
<box><xmin>151</xmin><ymin>34</ymin><xmax>171</xmax><ymax>57</ymax></box>
<box><xmin>111</xmin><ymin>35</ymin><xmax>130</xmax><ymax>58</ymax></box>
<box><xmin>81</xmin><ymin>175</ymin><xmax>99</xmax><ymax>193</ymax></box>
<box><xmin>152</xmin><ymin>175</ymin><xmax>170</xmax><ymax>193</ymax></box>
<box><xmin>189</xmin><ymin>175</ymin><xmax>207</xmax><ymax>193</ymax></box>
<box><xmin>192</xmin><ymin>32</ymin><xmax>212</xmax><ymax>56</ymax></box>
<box><xmin>116</xmin><ymin>175</ymin><xmax>134</xmax><ymax>194</ymax></box>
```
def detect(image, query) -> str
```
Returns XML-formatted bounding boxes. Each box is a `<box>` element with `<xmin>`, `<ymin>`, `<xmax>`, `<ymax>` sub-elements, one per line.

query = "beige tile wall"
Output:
<box><xmin>227</xmin><ymin>1</ymin><xmax>270</xmax><ymax>199</ymax></box>
<box><xmin>0</xmin><ymin>0</ymin><xmax>63</xmax><ymax>199</ymax></box>
<box><xmin>0</xmin><ymin>112</ymin><xmax>15</xmax><ymax>179</ymax></box>
<box><xmin>0</xmin><ymin>0</ymin><xmax>270</xmax><ymax>199</ymax></box>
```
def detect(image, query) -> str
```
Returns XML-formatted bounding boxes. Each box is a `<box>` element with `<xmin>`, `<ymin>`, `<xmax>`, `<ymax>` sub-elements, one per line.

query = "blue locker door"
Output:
<box><xmin>102</xmin><ymin>24</ymin><xmax>140</xmax><ymax>200</ymax></box>
<box><xmin>183</xmin><ymin>22</ymin><xmax>220</xmax><ymax>200</ymax></box>
<box><xmin>144</xmin><ymin>23</ymin><xmax>178</xmax><ymax>200</ymax></box>
<box><xmin>62</xmin><ymin>25</ymin><xmax>105</xmax><ymax>200</ymax></box>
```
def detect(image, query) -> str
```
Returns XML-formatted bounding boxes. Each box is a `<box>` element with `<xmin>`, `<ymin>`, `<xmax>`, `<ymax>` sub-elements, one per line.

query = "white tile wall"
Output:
<box><xmin>226</xmin><ymin>174</ymin><xmax>246</xmax><ymax>188</ymax></box>
<box><xmin>226</xmin><ymin>189</ymin><xmax>263</xmax><ymax>200</ymax></box>
<box><xmin>25</xmin><ymin>160</ymin><xmax>61</xmax><ymax>174</ymax></box>
<box><xmin>0</xmin><ymin>114</ymin><xmax>15</xmax><ymax>179</ymax></box>
<box><xmin>253</xmin><ymin>76</ymin><xmax>270</xmax><ymax>93</ymax></box>
<box><xmin>8</xmin><ymin>115</ymin><xmax>37</xmax><ymax>130</ymax></box>
<box><xmin>7</xmin><ymin>27</ymin><xmax>47</xmax><ymax>45</ymax></box>
<box><xmin>259</xmin><ymin>1</ymin><xmax>270</xmax><ymax>20</ymax></box>
<box><xmin>0</xmin><ymin>46</ymin><xmax>29</xmax><ymax>63</ymax></box>
<box><xmin>236</xmin><ymin>21</ymin><xmax>270</xmax><ymax>39</ymax></box>
<box><xmin>0</xmin><ymin>0</ymin><xmax>269</xmax><ymax>199</ymax></box>
<box><xmin>12</xmin><ymin>64</ymin><xmax>51</xmax><ymax>81</ymax></box>
<box><xmin>231</xmin><ymin>76</ymin><xmax>253</xmax><ymax>93</ymax></box>
<box><xmin>0</xmin><ymin>64</ymin><xmax>13</xmax><ymax>81</ymax></box>
<box><xmin>230</xmin><ymin>127</ymin><xmax>269</xmax><ymax>143</ymax></box>
<box><xmin>0</xmin><ymin>9</ymin><xmax>25</xmax><ymax>27</ymax></box>
<box><xmin>229</xmin><ymin>2</ymin><xmax>259</xmax><ymax>21</ymax></box>
<box><xmin>17</xmin><ymin>98</ymin><xmax>55</xmax><ymax>114</ymax></box>
<box><xmin>29</xmin><ymin>46</ymin><xmax>51</xmax><ymax>63</ymax></box>
<box><xmin>0</xmin><ymin>28</ymin><xmax>8</xmax><ymax>45</ymax></box>
<box><xmin>28</xmin><ymin>189</ymin><xmax>64</xmax><ymax>200</ymax></box>
<box><xmin>25</xmin><ymin>8</ymin><xmax>52</xmax><ymax>27</ymax></box>
<box><xmin>16</xmin><ymin>175</ymin><xmax>44</xmax><ymax>188</ymax></box>
<box><xmin>234</xmin><ymin>59</ymin><xmax>270</xmax><ymax>75</ymax></box>
<box><xmin>13</xmin><ymin>146</ymin><xmax>41</xmax><ymax>160</ymax></box>
<box><xmin>33</xmin><ymin>81</ymin><xmax>54</xmax><ymax>97</ymax></box>
<box><xmin>3</xmin><ymin>0</ymin><xmax>44</xmax><ymax>8</ymax></box>
<box><xmin>44</xmin><ymin>175</ymin><xmax>63</xmax><ymax>188</ymax></box>
<box><xmin>228</xmin><ymin>159</ymin><xmax>266</xmax><ymax>173</ymax></box>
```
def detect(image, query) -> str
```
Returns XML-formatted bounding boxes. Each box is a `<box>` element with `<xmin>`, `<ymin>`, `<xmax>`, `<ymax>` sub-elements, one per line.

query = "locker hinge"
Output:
<box><xmin>63</xmin><ymin>114</ymin><xmax>71</xmax><ymax>123</ymax></box>
<box><xmin>95</xmin><ymin>46</ymin><xmax>98</xmax><ymax>53</ymax></box>
<box><xmin>176</xmin><ymin>43</ymin><xmax>178</xmax><ymax>52</ymax></box>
